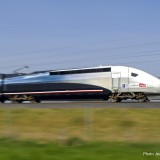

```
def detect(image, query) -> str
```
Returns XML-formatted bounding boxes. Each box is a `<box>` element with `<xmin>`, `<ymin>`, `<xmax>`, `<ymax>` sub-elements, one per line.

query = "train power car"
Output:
<box><xmin>0</xmin><ymin>65</ymin><xmax>160</xmax><ymax>103</ymax></box>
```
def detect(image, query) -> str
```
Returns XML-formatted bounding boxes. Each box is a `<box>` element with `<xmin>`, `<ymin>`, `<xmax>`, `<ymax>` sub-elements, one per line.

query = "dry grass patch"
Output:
<box><xmin>0</xmin><ymin>107</ymin><xmax>159</xmax><ymax>142</ymax></box>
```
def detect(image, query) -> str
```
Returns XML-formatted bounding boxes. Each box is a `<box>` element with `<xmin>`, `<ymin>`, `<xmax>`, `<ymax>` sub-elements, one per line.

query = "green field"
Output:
<box><xmin>0</xmin><ymin>138</ymin><xmax>160</xmax><ymax>160</ymax></box>
<box><xmin>0</xmin><ymin>107</ymin><xmax>160</xmax><ymax>159</ymax></box>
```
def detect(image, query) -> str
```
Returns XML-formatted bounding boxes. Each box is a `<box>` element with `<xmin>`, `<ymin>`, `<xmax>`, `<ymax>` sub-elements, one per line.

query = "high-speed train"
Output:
<box><xmin>0</xmin><ymin>65</ymin><xmax>160</xmax><ymax>103</ymax></box>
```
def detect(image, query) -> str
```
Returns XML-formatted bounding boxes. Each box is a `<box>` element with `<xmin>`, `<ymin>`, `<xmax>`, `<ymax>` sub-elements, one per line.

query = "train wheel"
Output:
<box><xmin>136</xmin><ymin>93</ymin><xmax>149</xmax><ymax>102</ymax></box>
<box><xmin>32</xmin><ymin>99</ymin><xmax>41</xmax><ymax>103</ymax></box>
<box><xmin>1</xmin><ymin>99</ymin><xmax>5</xmax><ymax>103</ymax></box>
<box><xmin>109</xmin><ymin>93</ymin><xmax>122</xmax><ymax>102</ymax></box>
<box><xmin>117</xmin><ymin>98</ymin><xmax>122</xmax><ymax>102</ymax></box>
<box><xmin>0</xmin><ymin>97</ymin><xmax>5</xmax><ymax>103</ymax></box>
<box><xmin>109</xmin><ymin>98</ymin><xmax>121</xmax><ymax>102</ymax></box>
<box><xmin>17</xmin><ymin>100</ymin><xmax>23</xmax><ymax>103</ymax></box>
<box><xmin>137</xmin><ymin>96</ymin><xmax>148</xmax><ymax>102</ymax></box>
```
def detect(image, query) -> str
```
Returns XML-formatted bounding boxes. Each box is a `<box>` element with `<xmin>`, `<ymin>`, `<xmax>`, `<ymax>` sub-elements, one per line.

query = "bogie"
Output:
<box><xmin>7</xmin><ymin>95</ymin><xmax>41</xmax><ymax>103</ymax></box>
<box><xmin>109</xmin><ymin>92</ymin><xmax>149</xmax><ymax>102</ymax></box>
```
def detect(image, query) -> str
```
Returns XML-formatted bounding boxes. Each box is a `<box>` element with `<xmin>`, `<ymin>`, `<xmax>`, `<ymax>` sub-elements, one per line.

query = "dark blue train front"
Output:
<box><xmin>0</xmin><ymin>67</ymin><xmax>112</xmax><ymax>103</ymax></box>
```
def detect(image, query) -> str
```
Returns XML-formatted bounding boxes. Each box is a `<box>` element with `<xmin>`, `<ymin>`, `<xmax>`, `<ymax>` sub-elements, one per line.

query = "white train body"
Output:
<box><xmin>0</xmin><ymin>65</ymin><xmax>160</xmax><ymax>102</ymax></box>
<box><xmin>111</xmin><ymin>66</ymin><xmax>160</xmax><ymax>94</ymax></box>
<box><xmin>62</xmin><ymin>66</ymin><xmax>160</xmax><ymax>94</ymax></box>
<box><xmin>49</xmin><ymin>65</ymin><xmax>160</xmax><ymax>102</ymax></box>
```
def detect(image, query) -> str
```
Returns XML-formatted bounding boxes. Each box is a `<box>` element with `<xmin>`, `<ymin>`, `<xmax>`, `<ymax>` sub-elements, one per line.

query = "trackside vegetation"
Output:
<box><xmin>0</xmin><ymin>138</ymin><xmax>160</xmax><ymax>160</ymax></box>
<box><xmin>0</xmin><ymin>107</ymin><xmax>160</xmax><ymax>159</ymax></box>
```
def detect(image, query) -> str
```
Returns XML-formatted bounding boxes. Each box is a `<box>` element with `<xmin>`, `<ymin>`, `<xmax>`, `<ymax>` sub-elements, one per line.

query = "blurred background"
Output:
<box><xmin>0</xmin><ymin>0</ymin><xmax>160</xmax><ymax>77</ymax></box>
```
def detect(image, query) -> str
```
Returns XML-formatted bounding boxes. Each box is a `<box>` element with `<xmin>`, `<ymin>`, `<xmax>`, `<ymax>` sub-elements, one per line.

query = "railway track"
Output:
<box><xmin>0</xmin><ymin>100</ymin><xmax>159</xmax><ymax>108</ymax></box>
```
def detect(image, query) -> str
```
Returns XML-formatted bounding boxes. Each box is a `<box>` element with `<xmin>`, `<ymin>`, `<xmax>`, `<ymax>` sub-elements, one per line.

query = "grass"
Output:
<box><xmin>0</xmin><ymin>138</ymin><xmax>159</xmax><ymax>160</ymax></box>
<box><xmin>0</xmin><ymin>107</ymin><xmax>160</xmax><ymax>159</ymax></box>
<box><xmin>0</xmin><ymin>107</ymin><xmax>160</xmax><ymax>142</ymax></box>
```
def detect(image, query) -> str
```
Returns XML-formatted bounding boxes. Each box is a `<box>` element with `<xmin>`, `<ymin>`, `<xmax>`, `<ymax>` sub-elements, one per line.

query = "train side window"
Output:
<box><xmin>59</xmin><ymin>71</ymin><xmax>66</xmax><ymax>75</ymax></box>
<box><xmin>91</xmin><ymin>69</ymin><xmax>97</xmax><ymax>73</ymax></box>
<box><xmin>50</xmin><ymin>72</ymin><xmax>59</xmax><ymax>75</ymax></box>
<box><xmin>103</xmin><ymin>68</ymin><xmax>111</xmax><ymax>72</ymax></box>
<box><xmin>84</xmin><ymin>69</ymin><xmax>91</xmax><ymax>73</ymax></box>
<box><xmin>76</xmin><ymin>70</ymin><xmax>83</xmax><ymax>74</ymax></box>
<box><xmin>97</xmin><ymin>68</ymin><xmax>103</xmax><ymax>72</ymax></box>
<box><xmin>50</xmin><ymin>67</ymin><xmax>111</xmax><ymax>75</ymax></box>
<box><xmin>131</xmin><ymin>73</ymin><xmax>138</xmax><ymax>77</ymax></box>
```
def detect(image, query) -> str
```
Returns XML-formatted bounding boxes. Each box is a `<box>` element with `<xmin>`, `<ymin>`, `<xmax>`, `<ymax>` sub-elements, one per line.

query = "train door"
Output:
<box><xmin>112</xmin><ymin>72</ymin><xmax>121</xmax><ymax>92</ymax></box>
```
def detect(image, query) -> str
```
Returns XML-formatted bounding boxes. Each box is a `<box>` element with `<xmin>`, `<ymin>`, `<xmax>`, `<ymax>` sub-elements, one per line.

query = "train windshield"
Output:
<box><xmin>131</xmin><ymin>73</ymin><xmax>138</xmax><ymax>77</ymax></box>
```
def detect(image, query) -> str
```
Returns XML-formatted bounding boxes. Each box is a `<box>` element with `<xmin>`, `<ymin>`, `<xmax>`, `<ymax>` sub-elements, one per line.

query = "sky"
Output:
<box><xmin>0</xmin><ymin>0</ymin><xmax>160</xmax><ymax>76</ymax></box>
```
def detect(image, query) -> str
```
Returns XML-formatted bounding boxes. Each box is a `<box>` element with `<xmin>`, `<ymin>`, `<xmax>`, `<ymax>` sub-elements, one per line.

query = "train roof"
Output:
<box><xmin>49</xmin><ymin>66</ymin><xmax>112</xmax><ymax>75</ymax></box>
<box><xmin>0</xmin><ymin>66</ymin><xmax>159</xmax><ymax>79</ymax></box>
<box><xmin>0</xmin><ymin>66</ymin><xmax>112</xmax><ymax>78</ymax></box>
<box><xmin>50</xmin><ymin>65</ymin><xmax>112</xmax><ymax>72</ymax></box>
<box><xmin>1</xmin><ymin>65</ymin><xmax>143</xmax><ymax>78</ymax></box>
<box><xmin>0</xmin><ymin>73</ymin><xmax>27</xmax><ymax>78</ymax></box>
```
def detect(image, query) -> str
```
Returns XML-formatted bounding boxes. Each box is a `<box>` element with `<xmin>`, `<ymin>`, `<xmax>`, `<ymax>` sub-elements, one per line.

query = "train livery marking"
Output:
<box><xmin>122</xmin><ymin>83</ymin><xmax>147</xmax><ymax>88</ymax></box>
<box><xmin>139</xmin><ymin>83</ymin><xmax>147</xmax><ymax>88</ymax></box>
<box><xmin>4</xmin><ymin>89</ymin><xmax>104</xmax><ymax>95</ymax></box>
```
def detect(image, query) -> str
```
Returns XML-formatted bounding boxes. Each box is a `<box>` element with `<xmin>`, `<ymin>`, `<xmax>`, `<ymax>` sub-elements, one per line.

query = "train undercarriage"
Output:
<box><xmin>0</xmin><ymin>92</ymin><xmax>150</xmax><ymax>103</ymax></box>
<box><xmin>109</xmin><ymin>92</ymin><xmax>149</xmax><ymax>102</ymax></box>
<box><xmin>0</xmin><ymin>95</ymin><xmax>41</xmax><ymax>103</ymax></box>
